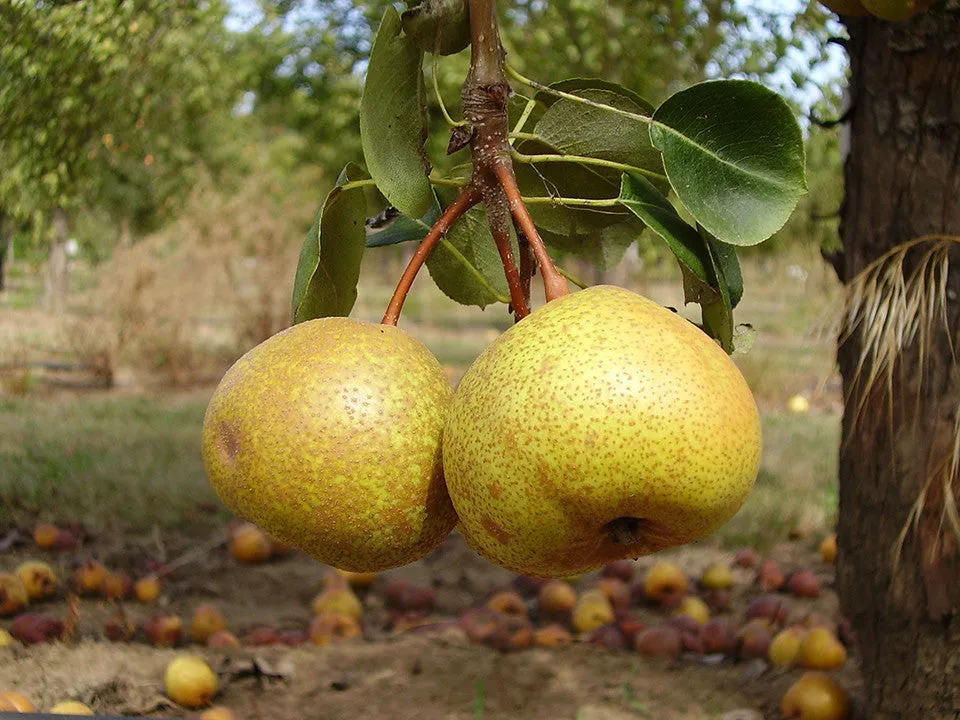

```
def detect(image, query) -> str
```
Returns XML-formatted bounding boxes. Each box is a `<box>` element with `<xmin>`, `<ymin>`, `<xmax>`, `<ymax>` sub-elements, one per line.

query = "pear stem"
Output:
<box><xmin>484</xmin><ymin>184</ymin><xmax>530</xmax><ymax>320</ymax></box>
<box><xmin>381</xmin><ymin>185</ymin><xmax>482</xmax><ymax>326</ymax></box>
<box><xmin>494</xmin><ymin>161</ymin><xmax>570</xmax><ymax>302</ymax></box>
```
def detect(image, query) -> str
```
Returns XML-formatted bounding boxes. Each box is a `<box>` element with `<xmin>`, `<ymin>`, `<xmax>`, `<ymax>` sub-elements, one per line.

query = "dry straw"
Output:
<box><xmin>839</xmin><ymin>234</ymin><xmax>960</xmax><ymax>565</ymax></box>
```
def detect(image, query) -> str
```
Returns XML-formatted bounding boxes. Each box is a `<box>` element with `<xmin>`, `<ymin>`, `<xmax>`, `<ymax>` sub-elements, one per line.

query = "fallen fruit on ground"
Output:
<box><xmin>700</xmin><ymin>618</ymin><xmax>737</xmax><ymax>655</ymax></box>
<box><xmin>144</xmin><ymin>613</ymin><xmax>183</xmax><ymax>647</ymax></box>
<box><xmin>0</xmin><ymin>692</ymin><xmax>36</xmax><ymax>712</ymax></box>
<box><xmin>596</xmin><ymin>578</ymin><xmax>631</xmax><ymax>610</ymax></box>
<box><xmin>100</xmin><ymin>571</ymin><xmax>132</xmax><ymax>601</ymax></box>
<box><xmin>200</xmin><ymin>706</ymin><xmax>238</xmax><ymax>720</ymax></box>
<box><xmin>756</xmin><ymin>559</ymin><xmax>785</xmax><ymax>592</ymax></box>
<box><xmin>50</xmin><ymin>701</ymin><xmax>94</xmax><ymax>715</ymax></box>
<box><xmin>203</xmin><ymin>317</ymin><xmax>457</xmax><ymax>572</ymax></box>
<box><xmin>442</xmin><ymin>286</ymin><xmax>762</xmax><ymax>577</ymax></box>
<box><xmin>312</xmin><ymin>587</ymin><xmax>363</xmax><ymax>620</ymax></box>
<box><xmin>537</xmin><ymin>580</ymin><xmax>577</xmax><ymax>615</ymax></box>
<box><xmin>72</xmin><ymin>560</ymin><xmax>107</xmax><ymax>596</ymax></box>
<box><xmin>10</xmin><ymin>613</ymin><xmax>63</xmax><ymax>644</ymax></box>
<box><xmin>643</xmin><ymin>562</ymin><xmax>690</xmax><ymax>603</ymax></box>
<box><xmin>820</xmin><ymin>534</ymin><xmax>837</xmax><ymax>564</ymax></box>
<box><xmin>635</xmin><ymin>626</ymin><xmax>682</xmax><ymax>658</ymax></box>
<box><xmin>781</xmin><ymin>671</ymin><xmax>850</xmax><ymax>720</ymax></box>
<box><xmin>190</xmin><ymin>605</ymin><xmax>228</xmax><ymax>644</ymax></box>
<box><xmin>734</xmin><ymin>548</ymin><xmax>760</xmax><ymax>569</ymax></box>
<box><xmin>585</xmin><ymin>623</ymin><xmax>628</xmax><ymax>650</ymax></box>
<box><xmin>769</xmin><ymin>627</ymin><xmax>806</xmax><ymax>668</ymax></box>
<box><xmin>207</xmin><ymin>630</ymin><xmax>242</xmax><ymax>648</ymax></box>
<box><xmin>486</xmin><ymin>590</ymin><xmax>528</xmax><ymax>617</ymax></box>
<box><xmin>310</xmin><ymin>612</ymin><xmax>362</xmax><ymax>645</ymax></box>
<box><xmin>104</xmin><ymin>609</ymin><xmax>137</xmax><ymax>642</ymax></box>
<box><xmin>672</xmin><ymin>595</ymin><xmax>710</xmax><ymax>626</ymax></box>
<box><xmin>786</xmin><ymin>570</ymin><xmax>821</xmax><ymax>598</ymax></box>
<box><xmin>134</xmin><ymin>575</ymin><xmax>161</xmax><ymax>603</ymax></box>
<box><xmin>33</xmin><ymin>523</ymin><xmax>60</xmax><ymax>550</ymax></box>
<box><xmin>746</xmin><ymin>595</ymin><xmax>789</xmax><ymax>627</ymax></box>
<box><xmin>0</xmin><ymin>573</ymin><xmax>29</xmax><ymax>616</ymax></box>
<box><xmin>601</xmin><ymin>560</ymin><xmax>635</xmax><ymax>582</ymax></box>
<box><xmin>243</xmin><ymin>626</ymin><xmax>280</xmax><ymax>646</ymax></box>
<box><xmin>534</xmin><ymin>624</ymin><xmax>573</xmax><ymax>648</ymax></box>
<box><xmin>737</xmin><ymin>619</ymin><xmax>773</xmax><ymax>660</ymax></box>
<box><xmin>797</xmin><ymin>627</ymin><xmax>847</xmax><ymax>670</ymax></box>
<box><xmin>700</xmin><ymin>563</ymin><xmax>734</xmax><ymax>590</ymax></box>
<box><xmin>165</xmin><ymin>655</ymin><xmax>219</xmax><ymax>709</ymax></box>
<box><xmin>572</xmin><ymin>589</ymin><xmax>615</xmax><ymax>633</ymax></box>
<box><xmin>228</xmin><ymin>523</ymin><xmax>272</xmax><ymax>564</ymax></box>
<box><xmin>0</xmin><ymin>629</ymin><xmax>13</xmax><ymax>647</ymax></box>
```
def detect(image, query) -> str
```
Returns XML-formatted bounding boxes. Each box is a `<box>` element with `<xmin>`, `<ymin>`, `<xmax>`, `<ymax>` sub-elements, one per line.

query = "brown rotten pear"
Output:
<box><xmin>443</xmin><ymin>286</ymin><xmax>761</xmax><ymax>577</ymax></box>
<box><xmin>203</xmin><ymin>317</ymin><xmax>458</xmax><ymax>572</ymax></box>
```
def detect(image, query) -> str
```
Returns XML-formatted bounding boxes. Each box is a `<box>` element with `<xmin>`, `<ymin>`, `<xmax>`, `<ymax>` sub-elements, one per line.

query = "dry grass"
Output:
<box><xmin>839</xmin><ymin>235</ymin><xmax>960</xmax><ymax>564</ymax></box>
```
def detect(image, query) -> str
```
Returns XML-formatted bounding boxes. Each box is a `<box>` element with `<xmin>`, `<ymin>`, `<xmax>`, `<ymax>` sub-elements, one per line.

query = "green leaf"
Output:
<box><xmin>650</xmin><ymin>79</ymin><xmax>806</xmax><ymax>246</ymax></box>
<box><xmin>537</xmin><ymin>78</ymin><xmax>654</xmax><ymax>114</ymax></box>
<box><xmin>530</xmin><ymin>86</ymin><xmax>662</xmax><ymax>188</ymax></box>
<box><xmin>425</xmin><ymin>192</ymin><xmax>512</xmax><ymax>308</ymax></box>
<box><xmin>617</xmin><ymin>172</ymin><xmax>711</xmax><ymax>284</ymax></box>
<box><xmin>706</xmin><ymin>234</ymin><xmax>743</xmax><ymax>309</ymax></box>
<box><xmin>291</xmin><ymin>164</ymin><xmax>369</xmax><ymax>324</ymax></box>
<box><xmin>618</xmin><ymin>172</ymin><xmax>735</xmax><ymax>352</ymax></box>
<box><xmin>365</xmin><ymin>197</ymin><xmax>441</xmax><ymax>248</ymax></box>
<box><xmin>402</xmin><ymin>0</ymin><xmax>471</xmax><ymax>56</ymax></box>
<box><xmin>360</xmin><ymin>7</ymin><xmax>432</xmax><ymax>219</ymax></box>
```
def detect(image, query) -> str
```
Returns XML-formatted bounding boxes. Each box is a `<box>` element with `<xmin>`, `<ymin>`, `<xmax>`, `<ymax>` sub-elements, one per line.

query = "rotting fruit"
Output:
<box><xmin>443</xmin><ymin>286</ymin><xmax>762</xmax><ymax>577</ymax></box>
<box><xmin>203</xmin><ymin>317</ymin><xmax>458</xmax><ymax>572</ymax></box>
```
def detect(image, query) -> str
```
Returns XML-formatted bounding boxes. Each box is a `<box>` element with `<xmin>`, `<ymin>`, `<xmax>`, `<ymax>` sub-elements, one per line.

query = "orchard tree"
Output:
<box><xmin>0</xmin><ymin>0</ymin><xmax>237</xmax><ymax>311</ymax></box>
<box><xmin>820</xmin><ymin>0</ymin><xmax>960</xmax><ymax>716</ymax></box>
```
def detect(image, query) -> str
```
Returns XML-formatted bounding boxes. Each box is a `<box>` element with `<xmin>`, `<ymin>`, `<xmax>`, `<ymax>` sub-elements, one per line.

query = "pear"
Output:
<box><xmin>781</xmin><ymin>672</ymin><xmax>850</xmax><ymax>720</ymax></box>
<box><xmin>203</xmin><ymin>317</ymin><xmax>458</xmax><ymax>572</ymax></box>
<box><xmin>443</xmin><ymin>286</ymin><xmax>761</xmax><ymax>577</ymax></box>
<box><xmin>818</xmin><ymin>0</ymin><xmax>870</xmax><ymax>14</ymax></box>
<box><xmin>861</xmin><ymin>0</ymin><xmax>935</xmax><ymax>20</ymax></box>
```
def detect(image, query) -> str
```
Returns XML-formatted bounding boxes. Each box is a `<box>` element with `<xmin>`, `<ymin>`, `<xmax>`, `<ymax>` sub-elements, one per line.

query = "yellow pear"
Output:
<box><xmin>769</xmin><ymin>627</ymin><xmax>806</xmax><ymax>668</ymax></box>
<box><xmin>443</xmin><ymin>286</ymin><xmax>761</xmax><ymax>577</ymax></box>
<box><xmin>820</xmin><ymin>534</ymin><xmax>837</xmax><ymax>564</ymax></box>
<box><xmin>818</xmin><ymin>0</ymin><xmax>871</xmax><ymax>15</ymax></box>
<box><xmin>50</xmin><ymin>701</ymin><xmax>94</xmax><ymax>715</ymax></box>
<box><xmin>861</xmin><ymin>0</ymin><xmax>935</xmax><ymax>20</ymax></box>
<box><xmin>672</xmin><ymin>595</ymin><xmax>710</xmax><ymax>626</ymax></box>
<box><xmin>798</xmin><ymin>627</ymin><xmax>848</xmax><ymax>670</ymax></box>
<box><xmin>700</xmin><ymin>563</ymin><xmax>734</xmax><ymax>590</ymax></box>
<box><xmin>203</xmin><ymin>318</ymin><xmax>457</xmax><ymax>572</ymax></box>
<box><xmin>165</xmin><ymin>655</ymin><xmax>218</xmax><ymax>708</ymax></box>
<box><xmin>781</xmin><ymin>672</ymin><xmax>850</xmax><ymax>720</ymax></box>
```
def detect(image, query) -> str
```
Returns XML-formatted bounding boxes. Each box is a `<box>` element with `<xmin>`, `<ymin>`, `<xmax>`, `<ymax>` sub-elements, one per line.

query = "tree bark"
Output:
<box><xmin>44</xmin><ymin>207</ymin><xmax>70</xmax><ymax>314</ymax></box>
<box><xmin>837</xmin><ymin>7</ymin><xmax>960</xmax><ymax>718</ymax></box>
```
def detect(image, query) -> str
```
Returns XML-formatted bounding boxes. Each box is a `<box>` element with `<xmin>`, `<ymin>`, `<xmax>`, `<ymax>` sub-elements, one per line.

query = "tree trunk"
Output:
<box><xmin>836</xmin><ymin>7</ymin><xmax>960</xmax><ymax>718</ymax></box>
<box><xmin>44</xmin><ymin>207</ymin><xmax>70</xmax><ymax>314</ymax></box>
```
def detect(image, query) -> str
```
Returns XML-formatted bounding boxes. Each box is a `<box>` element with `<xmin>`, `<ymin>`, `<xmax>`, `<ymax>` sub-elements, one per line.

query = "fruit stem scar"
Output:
<box><xmin>381</xmin><ymin>185</ymin><xmax>482</xmax><ymax>326</ymax></box>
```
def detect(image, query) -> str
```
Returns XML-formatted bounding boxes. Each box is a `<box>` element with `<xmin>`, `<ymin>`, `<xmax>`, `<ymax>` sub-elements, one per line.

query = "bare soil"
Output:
<box><xmin>0</xmin><ymin>531</ymin><xmax>864</xmax><ymax>719</ymax></box>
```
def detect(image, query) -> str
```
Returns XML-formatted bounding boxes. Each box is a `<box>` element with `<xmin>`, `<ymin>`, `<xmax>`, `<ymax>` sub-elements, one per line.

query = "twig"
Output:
<box><xmin>494</xmin><ymin>161</ymin><xmax>569</xmax><ymax>301</ymax></box>
<box><xmin>382</xmin><ymin>185</ymin><xmax>483</xmax><ymax>325</ymax></box>
<box><xmin>484</xmin><ymin>185</ymin><xmax>530</xmax><ymax>320</ymax></box>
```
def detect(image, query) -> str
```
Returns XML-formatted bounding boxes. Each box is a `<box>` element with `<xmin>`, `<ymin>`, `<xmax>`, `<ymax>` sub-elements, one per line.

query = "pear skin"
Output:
<box><xmin>203</xmin><ymin>318</ymin><xmax>457</xmax><ymax>572</ymax></box>
<box><xmin>444</xmin><ymin>286</ymin><xmax>761</xmax><ymax>577</ymax></box>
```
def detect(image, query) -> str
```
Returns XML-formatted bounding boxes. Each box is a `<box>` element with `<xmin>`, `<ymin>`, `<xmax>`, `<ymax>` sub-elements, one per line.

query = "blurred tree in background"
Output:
<box><xmin>0</xmin><ymin>0</ymin><xmax>845</xmax><ymax>312</ymax></box>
